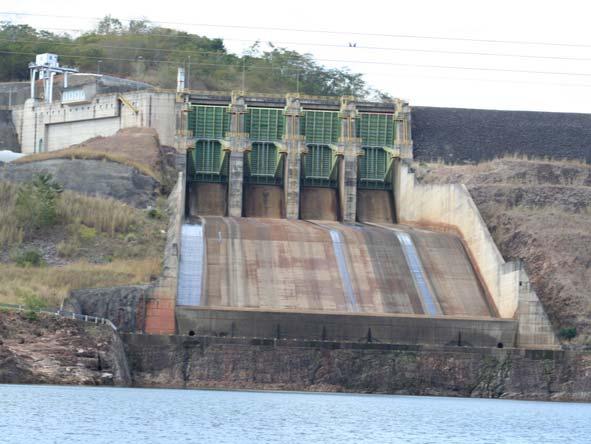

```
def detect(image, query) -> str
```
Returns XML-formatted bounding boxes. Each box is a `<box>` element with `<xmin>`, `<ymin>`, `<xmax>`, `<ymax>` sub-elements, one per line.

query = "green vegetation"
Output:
<box><xmin>559</xmin><ymin>327</ymin><xmax>577</xmax><ymax>341</ymax></box>
<box><xmin>11</xmin><ymin>249</ymin><xmax>45</xmax><ymax>267</ymax></box>
<box><xmin>15</xmin><ymin>173</ymin><xmax>63</xmax><ymax>231</ymax></box>
<box><xmin>0</xmin><ymin>17</ymin><xmax>385</xmax><ymax>98</ymax></box>
<box><xmin>0</xmin><ymin>177</ymin><xmax>167</xmax><ymax>307</ymax></box>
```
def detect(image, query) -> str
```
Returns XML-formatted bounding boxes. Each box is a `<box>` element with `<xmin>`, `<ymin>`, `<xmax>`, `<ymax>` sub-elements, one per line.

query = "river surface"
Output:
<box><xmin>1</xmin><ymin>384</ymin><xmax>590</xmax><ymax>443</ymax></box>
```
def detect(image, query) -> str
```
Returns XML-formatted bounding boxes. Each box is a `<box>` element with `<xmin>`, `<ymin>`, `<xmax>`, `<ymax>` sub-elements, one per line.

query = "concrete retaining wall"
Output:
<box><xmin>395</xmin><ymin>161</ymin><xmax>559</xmax><ymax>349</ymax></box>
<box><xmin>145</xmin><ymin>172</ymin><xmax>185</xmax><ymax>334</ymax></box>
<box><xmin>122</xmin><ymin>333</ymin><xmax>591</xmax><ymax>401</ymax></box>
<box><xmin>12</xmin><ymin>91</ymin><xmax>176</xmax><ymax>153</ymax></box>
<box><xmin>176</xmin><ymin>306</ymin><xmax>517</xmax><ymax>348</ymax></box>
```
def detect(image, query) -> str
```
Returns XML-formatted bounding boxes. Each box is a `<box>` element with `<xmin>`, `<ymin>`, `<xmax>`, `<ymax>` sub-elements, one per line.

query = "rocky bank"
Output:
<box><xmin>0</xmin><ymin>311</ymin><xmax>130</xmax><ymax>386</ymax></box>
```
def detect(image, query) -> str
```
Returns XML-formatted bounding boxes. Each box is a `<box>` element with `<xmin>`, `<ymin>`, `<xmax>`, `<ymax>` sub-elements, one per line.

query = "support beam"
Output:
<box><xmin>30</xmin><ymin>69</ymin><xmax>36</xmax><ymax>99</ymax></box>
<box><xmin>338</xmin><ymin>97</ymin><xmax>362</xmax><ymax>223</ymax></box>
<box><xmin>283</xmin><ymin>95</ymin><xmax>305</xmax><ymax>219</ymax></box>
<box><xmin>226</xmin><ymin>93</ymin><xmax>249</xmax><ymax>217</ymax></box>
<box><xmin>394</xmin><ymin>99</ymin><xmax>413</xmax><ymax>159</ymax></box>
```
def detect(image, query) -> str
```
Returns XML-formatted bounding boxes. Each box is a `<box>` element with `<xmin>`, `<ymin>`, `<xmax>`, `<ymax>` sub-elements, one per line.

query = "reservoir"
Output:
<box><xmin>1</xmin><ymin>385</ymin><xmax>590</xmax><ymax>443</ymax></box>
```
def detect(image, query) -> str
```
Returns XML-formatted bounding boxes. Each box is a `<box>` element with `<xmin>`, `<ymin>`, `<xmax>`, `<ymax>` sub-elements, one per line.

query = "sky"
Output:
<box><xmin>2</xmin><ymin>0</ymin><xmax>591</xmax><ymax>113</ymax></box>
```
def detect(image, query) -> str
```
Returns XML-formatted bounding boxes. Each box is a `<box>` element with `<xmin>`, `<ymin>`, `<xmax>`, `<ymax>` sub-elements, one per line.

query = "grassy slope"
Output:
<box><xmin>0</xmin><ymin>168</ymin><xmax>167</xmax><ymax>307</ymax></box>
<box><xmin>416</xmin><ymin>157</ymin><xmax>591</xmax><ymax>345</ymax></box>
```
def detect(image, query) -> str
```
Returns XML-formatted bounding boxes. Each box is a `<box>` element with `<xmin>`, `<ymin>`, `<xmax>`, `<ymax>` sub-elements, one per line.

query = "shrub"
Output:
<box><xmin>559</xmin><ymin>327</ymin><xmax>577</xmax><ymax>340</ymax></box>
<box><xmin>57</xmin><ymin>238</ymin><xmax>80</xmax><ymax>258</ymax></box>
<box><xmin>15</xmin><ymin>173</ymin><xmax>63</xmax><ymax>230</ymax></box>
<box><xmin>11</xmin><ymin>249</ymin><xmax>45</xmax><ymax>267</ymax></box>
<box><xmin>16</xmin><ymin>288</ymin><xmax>45</xmax><ymax>321</ymax></box>
<box><xmin>18</xmin><ymin>289</ymin><xmax>46</xmax><ymax>311</ymax></box>
<box><xmin>147</xmin><ymin>207</ymin><xmax>163</xmax><ymax>219</ymax></box>
<box><xmin>78</xmin><ymin>224</ymin><xmax>97</xmax><ymax>241</ymax></box>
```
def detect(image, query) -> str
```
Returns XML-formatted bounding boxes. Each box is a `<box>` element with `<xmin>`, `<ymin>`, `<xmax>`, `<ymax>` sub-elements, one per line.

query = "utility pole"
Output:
<box><xmin>241</xmin><ymin>59</ymin><xmax>246</xmax><ymax>92</ymax></box>
<box><xmin>187</xmin><ymin>55</ymin><xmax>191</xmax><ymax>90</ymax></box>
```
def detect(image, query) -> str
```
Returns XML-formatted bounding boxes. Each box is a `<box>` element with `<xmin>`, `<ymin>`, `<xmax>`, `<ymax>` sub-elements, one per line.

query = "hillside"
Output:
<box><xmin>0</xmin><ymin>18</ymin><xmax>381</xmax><ymax>98</ymax></box>
<box><xmin>0</xmin><ymin>129</ymin><xmax>170</xmax><ymax>308</ymax></box>
<box><xmin>416</xmin><ymin>158</ymin><xmax>591</xmax><ymax>346</ymax></box>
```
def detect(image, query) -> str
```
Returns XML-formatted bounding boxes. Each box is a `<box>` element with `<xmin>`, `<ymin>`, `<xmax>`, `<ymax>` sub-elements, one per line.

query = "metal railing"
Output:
<box><xmin>0</xmin><ymin>303</ymin><xmax>117</xmax><ymax>331</ymax></box>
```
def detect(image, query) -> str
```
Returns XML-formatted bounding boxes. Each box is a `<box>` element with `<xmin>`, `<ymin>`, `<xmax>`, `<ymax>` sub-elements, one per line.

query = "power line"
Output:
<box><xmin>3</xmin><ymin>35</ymin><xmax>591</xmax><ymax>64</ymax></box>
<box><xmin>3</xmin><ymin>10</ymin><xmax>591</xmax><ymax>49</ymax></box>
<box><xmin>3</xmin><ymin>49</ymin><xmax>591</xmax><ymax>79</ymax></box>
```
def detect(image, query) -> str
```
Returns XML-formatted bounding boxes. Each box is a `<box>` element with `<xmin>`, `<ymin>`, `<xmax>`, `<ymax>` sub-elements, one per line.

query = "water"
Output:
<box><xmin>328</xmin><ymin>229</ymin><xmax>358</xmax><ymax>311</ymax></box>
<box><xmin>1</xmin><ymin>385</ymin><xmax>590</xmax><ymax>444</ymax></box>
<box><xmin>176</xmin><ymin>223</ymin><xmax>204</xmax><ymax>306</ymax></box>
<box><xmin>394</xmin><ymin>230</ymin><xmax>439</xmax><ymax>316</ymax></box>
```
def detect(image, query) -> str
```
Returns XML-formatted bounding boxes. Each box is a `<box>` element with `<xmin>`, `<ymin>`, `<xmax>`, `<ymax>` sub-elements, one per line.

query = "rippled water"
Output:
<box><xmin>1</xmin><ymin>384</ymin><xmax>590</xmax><ymax>443</ymax></box>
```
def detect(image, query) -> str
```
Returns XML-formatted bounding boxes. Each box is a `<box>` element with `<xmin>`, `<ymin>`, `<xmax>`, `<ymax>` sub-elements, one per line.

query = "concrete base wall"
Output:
<box><xmin>122</xmin><ymin>333</ymin><xmax>591</xmax><ymax>401</ymax></box>
<box><xmin>395</xmin><ymin>161</ymin><xmax>559</xmax><ymax>349</ymax></box>
<box><xmin>176</xmin><ymin>307</ymin><xmax>517</xmax><ymax>348</ymax></box>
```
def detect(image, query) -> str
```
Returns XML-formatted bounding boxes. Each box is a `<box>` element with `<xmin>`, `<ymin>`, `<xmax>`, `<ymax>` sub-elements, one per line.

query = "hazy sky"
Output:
<box><xmin>3</xmin><ymin>0</ymin><xmax>591</xmax><ymax>113</ymax></box>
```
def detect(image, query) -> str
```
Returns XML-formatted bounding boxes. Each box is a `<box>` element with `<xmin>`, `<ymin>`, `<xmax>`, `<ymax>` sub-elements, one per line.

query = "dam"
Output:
<box><xmin>145</xmin><ymin>91</ymin><xmax>558</xmax><ymax>350</ymax></box>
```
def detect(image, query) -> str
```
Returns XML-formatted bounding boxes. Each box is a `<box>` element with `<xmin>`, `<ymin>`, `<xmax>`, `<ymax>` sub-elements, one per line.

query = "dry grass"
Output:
<box><xmin>13</xmin><ymin>147</ymin><xmax>160</xmax><ymax>181</ymax></box>
<box><xmin>0</xmin><ymin>258</ymin><xmax>161</xmax><ymax>308</ymax></box>
<box><xmin>0</xmin><ymin>182</ymin><xmax>24</xmax><ymax>247</ymax></box>
<box><xmin>58</xmin><ymin>191</ymin><xmax>137</xmax><ymax>235</ymax></box>
<box><xmin>0</xmin><ymin>181</ymin><xmax>141</xmax><ymax>244</ymax></box>
<box><xmin>421</xmin><ymin>153</ymin><xmax>589</xmax><ymax>169</ymax></box>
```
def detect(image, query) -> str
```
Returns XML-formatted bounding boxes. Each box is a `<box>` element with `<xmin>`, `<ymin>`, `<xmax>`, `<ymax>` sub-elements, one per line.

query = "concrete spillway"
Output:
<box><xmin>328</xmin><ymin>228</ymin><xmax>358</xmax><ymax>312</ymax></box>
<box><xmin>392</xmin><ymin>230</ymin><xmax>439</xmax><ymax>316</ymax></box>
<box><xmin>181</xmin><ymin>217</ymin><xmax>496</xmax><ymax>317</ymax></box>
<box><xmin>176</xmin><ymin>223</ymin><xmax>204</xmax><ymax>306</ymax></box>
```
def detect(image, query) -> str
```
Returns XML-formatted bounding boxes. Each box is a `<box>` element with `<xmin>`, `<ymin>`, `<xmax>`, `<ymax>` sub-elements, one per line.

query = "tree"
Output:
<box><xmin>128</xmin><ymin>19</ymin><xmax>150</xmax><ymax>34</ymax></box>
<box><xmin>96</xmin><ymin>15</ymin><xmax>123</xmax><ymax>35</ymax></box>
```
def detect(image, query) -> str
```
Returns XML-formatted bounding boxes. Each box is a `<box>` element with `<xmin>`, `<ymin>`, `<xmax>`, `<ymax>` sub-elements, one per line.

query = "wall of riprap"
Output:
<box><xmin>122</xmin><ymin>334</ymin><xmax>591</xmax><ymax>401</ymax></box>
<box><xmin>412</xmin><ymin>107</ymin><xmax>591</xmax><ymax>164</ymax></box>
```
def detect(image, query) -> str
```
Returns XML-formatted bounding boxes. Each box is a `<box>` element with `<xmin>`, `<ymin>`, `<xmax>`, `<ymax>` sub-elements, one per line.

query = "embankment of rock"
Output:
<box><xmin>0</xmin><ymin>311</ymin><xmax>130</xmax><ymax>386</ymax></box>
